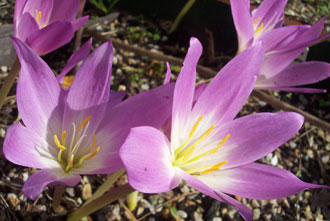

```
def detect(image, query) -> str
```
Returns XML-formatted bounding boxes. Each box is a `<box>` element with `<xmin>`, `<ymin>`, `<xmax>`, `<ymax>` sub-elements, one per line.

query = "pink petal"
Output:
<box><xmin>192</xmin><ymin>42</ymin><xmax>264</xmax><ymax>125</ymax></box>
<box><xmin>26</xmin><ymin>21</ymin><xmax>74</xmax><ymax>55</ymax></box>
<box><xmin>199</xmin><ymin>163</ymin><xmax>328</xmax><ymax>200</ymax></box>
<box><xmin>177</xmin><ymin>168</ymin><xmax>253</xmax><ymax>220</ymax></box>
<box><xmin>119</xmin><ymin>126</ymin><xmax>181</xmax><ymax>193</ymax></box>
<box><xmin>15</xmin><ymin>13</ymin><xmax>39</xmax><ymax>41</ymax></box>
<box><xmin>163</xmin><ymin>61</ymin><xmax>171</xmax><ymax>84</ymax></box>
<box><xmin>14</xmin><ymin>0</ymin><xmax>27</xmax><ymax>26</ymax></box>
<box><xmin>57</xmin><ymin>38</ymin><xmax>92</xmax><ymax>83</ymax></box>
<box><xmin>11</xmin><ymin>37</ymin><xmax>63</xmax><ymax>136</ymax></box>
<box><xmin>22</xmin><ymin>168</ymin><xmax>80</xmax><ymax>200</ymax></box>
<box><xmin>48</xmin><ymin>0</ymin><xmax>80</xmax><ymax>23</ymax></box>
<box><xmin>71</xmin><ymin>16</ymin><xmax>89</xmax><ymax>31</ymax></box>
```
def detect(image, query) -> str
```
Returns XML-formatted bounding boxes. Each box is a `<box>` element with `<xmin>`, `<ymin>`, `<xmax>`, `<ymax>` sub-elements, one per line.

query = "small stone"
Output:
<box><xmin>32</xmin><ymin>205</ymin><xmax>47</xmax><ymax>213</ymax></box>
<box><xmin>7</xmin><ymin>193</ymin><xmax>20</xmax><ymax>207</ymax></box>
<box><xmin>96</xmin><ymin>25</ymin><xmax>103</xmax><ymax>31</ymax></box>
<box><xmin>212</xmin><ymin>217</ymin><xmax>222</xmax><ymax>221</ymax></box>
<box><xmin>289</xmin><ymin>141</ymin><xmax>297</xmax><ymax>149</ymax></box>
<box><xmin>253</xmin><ymin>209</ymin><xmax>261</xmax><ymax>220</ymax></box>
<box><xmin>304</xmin><ymin>205</ymin><xmax>313</xmax><ymax>219</ymax></box>
<box><xmin>193</xmin><ymin>211</ymin><xmax>203</xmax><ymax>221</ymax></box>
<box><xmin>141</xmin><ymin>84</ymin><xmax>149</xmax><ymax>91</ymax></box>
<box><xmin>282</xmin><ymin>198</ymin><xmax>290</xmax><ymax>209</ymax></box>
<box><xmin>137</xmin><ymin>207</ymin><xmax>144</xmax><ymax>217</ymax></box>
<box><xmin>177</xmin><ymin>210</ymin><xmax>188</xmax><ymax>218</ymax></box>
<box><xmin>22</xmin><ymin>172</ymin><xmax>29</xmax><ymax>182</ymax></box>
<box><xmin>1</xmin><ymin>66</ymin><xmax>8</xmax><ymax>72</ymax></box>
<box><xmin>321</xmin><ymin>155</ymin><xmax>329</xmax><ymax>164</ymax></box>
<box><xmin>140</xmin><ymin>199</ymin><xmax>152</xmax><ymax>209</ymax></box>
<box><xmin>257</xmin><ymin>100</ymin><xmax>267</xmax><ymax>107</ymax></box>
<box><xmin>234</xmin><ymin>195</ymin><xmax>242</xmax><ymax>202</ymax></box>
<box><xmin>82</xmin><ymin>183</ymin><xmax>92</xmax><ymax>200</ymax></box>
<box><xmin>271</xmin><ymin>155</ymin><xmax>278</xmax><ymax>166</ymax></box>
<box><xmin>263</xmin><ymin>214</ymin><xmax>272</xmax><ymax>221</ymax></box>
<box><xmin>221</xmin><ymin>208</ymin><xmax>228</xmax><ymax>216</ymax></box>
<box><xmin>251</xmin><ymin>200</ymin><xmax>260</xmax><ymax>208</ymax></box>
<box><xmin>266</xmin><ymin>153</ymin><xmax>273</xmax><ymax>162</ymax></box>
<box><xmin>307</xmin><ymin>149</ymin><xmax>314</xmax><ymax>159</ymax></box>
<box><xmin>66</xmin><ymin>187</ymin><xmax>75</xmax><ymax>197</ymax></box>
<box><xmin>228</xmin><ymin>209</ymin><xmax>236</xmax><ymax>219</ymax></box>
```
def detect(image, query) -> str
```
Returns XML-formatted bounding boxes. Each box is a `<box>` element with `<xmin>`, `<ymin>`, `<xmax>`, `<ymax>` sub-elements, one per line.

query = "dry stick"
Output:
<box><xmin>118</xmin><ymin>198</ymin><xmax>138</xmax><ymax>221</ymax></box>
<box><xmin>0</xmin><ymin>58</ymin><xmax>20</xmax><ymax>110</ymax></box>
<box><xmin>52</xmin><ymin>185</ymin><xmax>65</xmax><ymax>213</ymax></box>
<box><xmin>73</xmin><ymin>0</ymin><xmax>87</xmax><ymax>53</ymax></box>
<box><xmin>84</xmin><ymin>28</ymin><xmax>330</xmax><ymax>133</ymax></box>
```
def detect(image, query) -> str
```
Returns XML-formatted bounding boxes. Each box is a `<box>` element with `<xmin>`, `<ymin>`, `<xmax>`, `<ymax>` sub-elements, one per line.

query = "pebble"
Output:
<box><xmin>251</xmin><ymin>199</ymin><xmax>260</xmax><ymax>208</ymax></box>
<box><xmin>137</xmin><ymin>207</ymin><xmax>144</xmax><ymax>217</ymax></box>
<box><xmin>66</xmin><ymin>187</ymin><xmax>75</xmax><ymax>197</ymax></box>
<box><xmin>141</xmin><ymin>83</ymin><xmax>149</xmax><ymax>91</ymax></box>
<box><xmin>212</xmin><ymin>217</ymin><xmax>222</xmax><ymax>221</ymax></box>
<box><xmin>221</xmin><ymin>208</ymin><xmax>228</xmax><ymax>216</ymax></box>
<box><xmin>177</xmin><ymin>210</ymin><xmax>188</xmax><ymax>218</ymax></box>
<box><xmin>21</xmin><ymin>172</ymin><xmax>29</xmax><ymax>182</ymax></box>
<box><xmin>253</xmin><ymin>208</ymin><xmax>261</xmax><ymax>220</ymax></box>
<box><xmin>193</xmin><ymin>211</ymin><xmax>203</xmax><ymax>221</ymax></box>
<box><xmin>304</xmin><ymin>205</ymin><xmax>313</xmax><ymax>219</ymax></box>
<box><xmin>263</xmin><ymin>214</ymin><xmax>272</xmax><ymax>221</ymax></box>
<box><xmin>31</xmin><ymin>204</ymin><xmax>47</xmax><ymax>213</ymax></box>
<box><xmin>228</xmin><ymin>209</ymin><xmax>236</xmax><ymax>219</ymax></box>
<box><xmin>307</xmin><ymin>149</ymin><xmax>314</xmax><ymax>159</ymax></box>
<box><xmin>321</xmin><ymin>155</ymin><xmax>329</xmax><ymax>164</ymax></box>
<box><xmin>82</xmin><ymin>183</ymin><xmax>92</xmax><ymax>200</ymax></box>
<box><xmin>271</xmin><ymin>155</ymin><xmax>278</xmax><ymax>166</ymax></box>
<box><xmin>1</xmin><ymin>66</ymin><xmax>8</xmax><ymax>72</ymax></box>
<box><xmin>7</xmin><ymin>193</ymin><xmax>20</xmax><ymax>207</ymax></box>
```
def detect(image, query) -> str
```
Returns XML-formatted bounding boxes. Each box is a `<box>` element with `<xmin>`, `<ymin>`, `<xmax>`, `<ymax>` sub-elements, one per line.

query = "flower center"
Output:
<box><xmin>53</xmin><ymin>116</ymin><xmax>100</xmax><ymax>173</ymax></box>
<box><xmin>172</xmin><ymin>116</ymin><xmax>229</xmax><ymax>175</ymax></box>
<box><xmin>35</xmin><ymin>10</ymin><xmax>46</xmax><ymax>28</ymax></box>
<box><xmin>253</xmin><ymin>18</ymin><xmax>264</xmax><ymax>37</ymax></box>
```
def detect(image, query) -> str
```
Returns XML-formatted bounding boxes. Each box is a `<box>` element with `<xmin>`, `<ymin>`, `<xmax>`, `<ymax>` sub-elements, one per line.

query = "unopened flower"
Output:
<box><xmin>4</xmin><ymin>38</ymin><xmax>174</xmax><ymax>200</ymax></box>
<box><xmin>231</xmin><ymin>0</ymin><xmax>330</xmax><ymax>92</ymax></box>
<box><xmin>14</xmin><ymin>0</ymin><xmax>88</xmax><ymax>55</ymax></box>
<box><xmin>119</xmin><ymin>37</ymin><xmax>328</xmax><ymax>220</ymax></box>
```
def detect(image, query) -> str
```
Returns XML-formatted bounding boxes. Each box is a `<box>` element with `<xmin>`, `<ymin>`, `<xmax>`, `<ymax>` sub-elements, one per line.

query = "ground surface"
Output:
<box><xmin>0</xmin><ymin>0</ymin><xmax>329</xmax><ymax>220</ymax></box>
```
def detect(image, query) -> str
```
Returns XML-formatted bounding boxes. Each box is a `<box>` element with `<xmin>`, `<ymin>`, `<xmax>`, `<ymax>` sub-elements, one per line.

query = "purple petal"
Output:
<box><xmin>230</xmin><ymin>0</ymin><xmax>254</xmax><ymax>52</ymax></box>
<box><xmin>256</xmin><ymin>61</ymin><xmax>330</xmax><ymax>88</ymax></box>
<box><xmin>177</xmin><ymin>168</ymin><xmax>253</xmax><ymax>220</ymax></box>
<box><xmin>96</xmin><ymin>83</ymin><xmax>174</xmax><ymax>156</ymax></box>
<box><xmin>22</xmin><ymin>0</ymin><xmax>54</xmax><ymax>28</ymax></box>
<box><xmin>57</xmin><ymin>38</ymin><xmax>92</xmax><ymax>83</ymax></box>
<box><xmin>22</xmin><ymin>168</ymin><xmax>80</xmax><ymax>200</ymax></box>
<box><xmin>199</xmin><ymin>163</ymin><xmax>328</xmax><ymax>200</ymax></box>
<box><xmin>11</xmin><ymin>37</ymin><xmax>62</xmax><ymax>136</ymax></box>
<box><xmin>171</xmin><ymin>37</ymin><xmax>202</xmax><ymax>144</ymax></box>
<box><xmin>64</xmin><ymin>41</ymin><xmax>113</xmax><ymax>135</ymax></box>
<box><xmin>292</xmin><ymin>18</ymin><xmax>325</xmax><ymax>47</ymax></box>
<box><xmin>163</xmin><ymin>61</ymin><xmax>171</xmax><ymax>84</ymax></box>
<box><xmin>71</xmin><ymin>16</ymin><xmax>89</xmax><ymax>31</ymax></box>
<box><xmin>48</xmin><ymin>0</ymin><xmax>80</xmax><ymax>23</ymax></box>
<box><xmin>119</xmin><ymin>126</ymin><xmax>181</xmax><ymax>193</ymax></box>
<box><xmin>192</xmin><ymin>42</ymin><xmax>264</xmax><ymax>125</ymax></box>
<box><xmin>107</xmin><ymin>90</ymin><xmax>126</xmax><ymax>108</ymax></box>
<box><xmin>26</xmin><ymin>21</ymin><xmax>74</xmax><ymax>55</ymax></box>
<box><xmin>15</xmin><ymin>13</ymin><xmax>39</xmax><ymax>41</ymax></box>
<box><xmin>14</xmin><ymin>0</ymin><xmax>27</xmax><ymax>26</ymax></box>
<box><xmin>4</xmin><ymin>123</ymin><xmax>46</xmax><ymax>169</ymax></box>
<box><xmin>210</xmin><ymin>112</ymin><xmax>304</xmax><ymax>169</ymax></box>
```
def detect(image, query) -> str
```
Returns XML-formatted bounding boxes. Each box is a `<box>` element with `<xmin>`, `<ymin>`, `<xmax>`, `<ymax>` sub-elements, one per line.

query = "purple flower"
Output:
<box><xmin>14</xmin><ymin>0</ymin><xmax>88</xmax><ymax>55</ymax></box>
<box><xmin>231</xmin><ymin>0</ymin><xmax>330</xmax><ymax>92</ymax></box>
<box><xmin>3</xmin><ymin>38</ymin><xmax>174</xmax><ymax>200</ymax></box>
<box><xmin>119</xmin><ymin>38</ymin><xmax>328</xmax><ymax>220</ymax></box>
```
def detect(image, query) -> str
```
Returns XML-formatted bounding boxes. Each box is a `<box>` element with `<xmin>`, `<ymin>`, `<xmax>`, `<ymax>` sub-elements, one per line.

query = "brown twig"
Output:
<box><xmin>73</xmin><ymin>0</ymin><xmax>87</xmax><ymax>53</ymax></box>
<box><xmin>118</xmin><ymin>198</ymin><xmax>138</xmax><ymax>221</ymax></box>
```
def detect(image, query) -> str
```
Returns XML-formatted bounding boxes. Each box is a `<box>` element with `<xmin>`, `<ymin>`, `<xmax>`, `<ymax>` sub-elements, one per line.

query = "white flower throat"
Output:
<box><xmin>54</xmin><ymin>116</ymin><xmax>100</xmax><ymax>173</ymax></box>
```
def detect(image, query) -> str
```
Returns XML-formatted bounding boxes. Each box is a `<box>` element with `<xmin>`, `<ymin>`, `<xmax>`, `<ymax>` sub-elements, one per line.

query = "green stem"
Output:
<box><xmin>169</xmin><ymin>0</ymin><xmax>196</xmax><ymax>34</ymax></box>
<box><xmin>83</xmin><ymin>168</ymin><xmax>125</xmax><ymax>206</ymax></box>
<box><xmin>67</xmin><ymin>183</ymin><xmax>135</xmax><ymax>221</ymax></box>
<box><xmin>0</xmin><ymin>58</ymin><xmax>20</xmax><ymax>110</ymax></box>
<box><xmin>53</xmin><ymin>185</ymin><xmax>65</xmax><ymax>213</ymax></box>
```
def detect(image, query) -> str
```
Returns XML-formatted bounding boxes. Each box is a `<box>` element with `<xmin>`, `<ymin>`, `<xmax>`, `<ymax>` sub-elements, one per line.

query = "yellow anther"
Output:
<box><xmin>54</xmin><ymin>134</ymin><xmax>66</xmax><ymax>150</ymax></box>
<box><xmin>189</xmin><ymin>116</ymin><xmax>203</xmax><ymax>138</ymax></box>
<box><xmin>37</xmin><ymin>11</ymin><xmax>42</xmax><ymax>25</ymax></box>
<box><xmin>211</xmin><ymin>134</ymin><xmax>230</xmax><ymax>154</ymax></box>
<box><xmin>91</xmin><ymin>135</ymin><xmax>97</xmax><ymax>151</ymax></box>
<box><xmin>182</xmin><ymin>146</ymin><xmax>195</xmax><ymax>162</ymax></box>
<box><xmin>254</xmin><ymin>23</ymin><xmax>264</xmax><ymax>37</ymax></box>
<box><xmin>253</xmin><ymin>17</ymin><xmax>261</xmax><ymax>25</ymax></box>
<box><xmin>61</xmin><ymin>130</ymin><xmax>67</xmax><ymax>143</ymax></box>
<box><xmin>85</xmin><ymin>146</ymin><xmax>100</xmax><ymax>160</ymax></box>
<box><xmin>200</xmin><ymin>161</ymin><xmax>228</xmax><ymax>175</ymax></box>
<box><xmin>78</xmin><ymin>116</ymin><xmax>91</xmax><ymax>132</ymax></box>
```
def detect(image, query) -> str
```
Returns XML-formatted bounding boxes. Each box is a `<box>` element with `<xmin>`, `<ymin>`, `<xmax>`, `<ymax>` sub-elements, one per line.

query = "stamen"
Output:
<box><xmin>78</xmin><ymin>116</ymin><xmax>91</xmax><ymax>132</ymax></box>
<box><xmin>200</xmin><ymin>161</ymin><xmax>228</xmax><ymax>175</ymax></box>
<box><xmin>254</xmin><ymin>23</ymin><xmax>264</xmax><ymax>37</ymax></box>
<box><xmin>189</xmin><ymin>116</ymin><xmax>203</xmax><ymax>138</ymax></box>
<box><xmin>37</xmin><ymin>11</ymin><xmax>41</xmax><ymax>25</ymax></box>
<box><xmin>182</xmin><ymin>146</ymin><xmax>195</xmax><ymax>162</ymax></box>
<box><xmin>65</xmin><ymin>154</ymin><xmax>75</xmax><ymax>172</ymax></box>
<box><xmin>85</xmin><ymin>147</ymin><xmax>100</xmax><ymax>160</ymax></box>
<box><xmin>61</xmin><ymin>130</ymin><xmax>67</xmax><ymax>144</ymax></box>
<box><xmin>54</xmin><ymin>134</ymin><xmax>66</xmax><ymax>150</ymax></box>
<box><xmin>253</xmin><ymin>17</ymin><xmax>261</xmax><ymax>25</ymax></box>
<box><xmin>57</xmin><ymin>149</ymin><xmax>65</xmax><ymax>164</ymax></box>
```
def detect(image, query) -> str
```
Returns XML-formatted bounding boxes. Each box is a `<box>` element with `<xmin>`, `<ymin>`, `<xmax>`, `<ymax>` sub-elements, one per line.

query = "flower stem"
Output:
<box><xmin>169</xmin><ymin>0</ymin><xmax>196</xmax><ymax>34</ymax></box>
<box><xmin>0</xmin><ymin>58</ymin><xmax>20</xmax><ymax>110</ymax></box>
<box><xmin>53</xmin><ymin>185</ymin><xmax>65</xmax><ymax>213</ymax></box>
<box><xmin>83</xmin><ymin>168</ymin><xmax>125</xmax><ymax>206</ymax></box>
<box><xmin>67</xmin><ymin>183</ymin><xmax>135</xmax><ymax>221</ymax></box>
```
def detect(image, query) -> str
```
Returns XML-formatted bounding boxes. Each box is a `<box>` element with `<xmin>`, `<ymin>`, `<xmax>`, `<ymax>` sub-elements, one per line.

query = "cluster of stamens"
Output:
<box><xmin>35</xmin><ymin>10</ymin><xmax>46</xmax><ymax>28</ymax></box>
<box><xmin>253</xmin><ymin>18</ymin><xmax>264</xmax><ymax>37</ymax></box>
<box><xmin>53</xmin><ymin>116</ymin><xmax>100</xmax><ymax>173</ymax></box>
<box><xmin>173</xmin><ymin>116</ymin><xmax>230</xmax><ymax>176</ymax></box>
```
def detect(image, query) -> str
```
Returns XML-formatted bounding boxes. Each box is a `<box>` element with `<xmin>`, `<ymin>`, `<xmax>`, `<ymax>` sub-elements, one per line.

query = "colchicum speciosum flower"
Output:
<box><xmin>3</xmin><ymin>37</ymin><xmax>175</xmax><ymax>200</ymax></box>
<box><xmin>14</xmin><ymin>0</ymin><xmax>88</xmax><ymax>55</ymax></box>
<box><xmin>119</xmin><ymin>38</ymin><xmax>328</xmax><ymax>220</ymax></box>
<box><xmin>230</xmin><ymin>0</ymin><xmax>330</xmax><ymax>92</ymax></box>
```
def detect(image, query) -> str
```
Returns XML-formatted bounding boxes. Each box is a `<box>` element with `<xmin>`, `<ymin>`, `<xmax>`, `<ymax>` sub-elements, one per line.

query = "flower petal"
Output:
<box><xmin>171</xmin><ymin>37</ymin><xmax>203</xmax><ymax>149</ymax></box>
<box><xmin>11</xmin><ymin>37</ymin><xmax>62</xmax><ymax>136</ymax></box>
<box><xmin>48</xmin><ymin>0</ymin><xmax>80</xmax><ymax>23</ymax></box>
<box><xmin>198</xmin><ymin>163</ymin><xmax>328</xmax><ymax>200</ymax></box>
<box><xmin>57</xmin><ymin>38</ymin><xmax>92</xmax><ymax>83</ymax></box>
<box><xmin>22</xmin><ymin>168</ymin><xmax>81</xmax><ymax>200</ymax></box>
<box><xmin>230</xmin><ymin>0</ymin><xmax>254</xmax><ymax>52</ymax></box>
<box><xmin>163</xmin><ymin>61</ymin><xmax>171</xmax><ymax>84</ymax></box>
<box><xmin>26</xmin><ymin>21</ymin><xmax>74</xmax><ymax>55</ymax></box>
<box><xmin>15</xmin><ymin>13</ymin><xmax>39</xmax><ymax>41</ymax></box>
<box><xmin>119</xmin><ymin>126</ymin><xmax>181</xmax><ymax>193</ymax></box>
<box><xmin>177</xmin><ymin>168</ymin><xmax>253</xmax><ymax>220</ymax></box>
<box><xmin>14</xmin><ymin>0</ymin><xmax>27</xmax><ymax>26</ymax></box>
<box><xmin>4</xmin><ymin>123</ymin><xmax>46</xmax><ymax>169</ymax></box>
<box><xmin>192</xmin><ymin>42</ymin><xmax>264</xmax><ymax>125</ymax></box>
<box><xmin>256</xmin><ymin>61</ymin><xmax>330</xmax><ymax>88</ymax></box>
<box><xmin>71</xmin><ymin>16</ymin><xmax>89</xmax><ymax>31</ymax></box>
